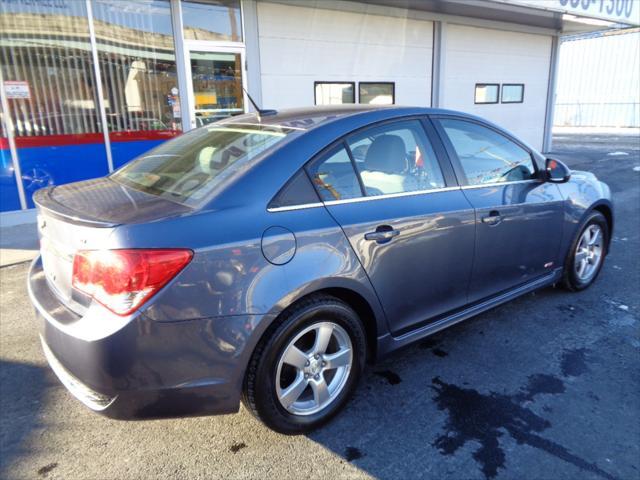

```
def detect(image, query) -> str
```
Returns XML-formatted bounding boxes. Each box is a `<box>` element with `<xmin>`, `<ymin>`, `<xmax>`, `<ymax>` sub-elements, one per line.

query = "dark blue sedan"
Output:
<box><xmin>28</xmin><ymin>106</ymin><xmax>613</xmax><ymax>433</ymax></box>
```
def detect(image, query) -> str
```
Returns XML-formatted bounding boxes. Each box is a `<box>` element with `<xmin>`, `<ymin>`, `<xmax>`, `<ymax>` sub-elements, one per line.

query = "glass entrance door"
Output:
<box><xmin>185</xmin><ymin>48</ymin><xmax>246</xmax><ymax>129</ymax></box>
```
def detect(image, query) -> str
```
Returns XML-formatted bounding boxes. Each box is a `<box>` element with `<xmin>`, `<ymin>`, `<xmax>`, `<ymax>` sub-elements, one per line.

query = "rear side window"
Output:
<box><xmin>306</xmin><ymin>146</ymin><xmax>363</xmax><ymax>201</ymax></box>
<box><xmin>112</xmin><ymin>124</ymin><xmax>295</xmax><ymax>206</ymax></box>
<box><xmin>269</xmin><ymin>170</ymin><xmax>320</xmax><ymax>209</ymax></box>
<box><xmin>346</xmin><ymin>120</ymin><xmax>445</xmax><ymax>196</ymax></box>
<box><xmin>437</xmin><ymin>119</ymin><xmax>535</xmax><ymax>185</ymax></box>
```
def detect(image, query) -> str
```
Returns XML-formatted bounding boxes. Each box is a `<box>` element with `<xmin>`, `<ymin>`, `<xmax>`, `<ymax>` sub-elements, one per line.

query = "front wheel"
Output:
<box><xmin>242</xmin><ymin>295</ymin><xmax>366</xmax><ymax>434</ymax></box>
<box><xmin>563</xmin><ymin>211</ymin><xmax>609</xmax><ymax>291</ymax></box>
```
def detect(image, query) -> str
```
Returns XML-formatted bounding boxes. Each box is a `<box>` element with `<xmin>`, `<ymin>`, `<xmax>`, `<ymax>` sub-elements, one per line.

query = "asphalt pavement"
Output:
<box><xmin>1</xmin><ymin>132</ymin><xmax>638</xmax><ymax>480</ymax></box>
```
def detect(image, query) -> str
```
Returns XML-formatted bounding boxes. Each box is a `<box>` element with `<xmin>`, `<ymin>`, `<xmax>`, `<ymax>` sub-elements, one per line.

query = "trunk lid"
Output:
<box><xmin>36</xmin><ymin>177</ymin><xmax>192</xmax><ymax>227</ymax></box>
<box><xmin>34</xmin><ymin>178</ymin><xmax>193</xmax><ymax>313</ymax></box>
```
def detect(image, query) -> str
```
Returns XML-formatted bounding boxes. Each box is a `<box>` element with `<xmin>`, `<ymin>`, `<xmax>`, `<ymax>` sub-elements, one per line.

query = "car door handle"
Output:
<box><xmin>481</xmin><ymin>211</ymin><xmax>502</xmax><ymax>226</ymax></box>
<box><xmin>364</xmin><ymin>227</ymin><xmax>400</xmax><ymax>243</ymax></box>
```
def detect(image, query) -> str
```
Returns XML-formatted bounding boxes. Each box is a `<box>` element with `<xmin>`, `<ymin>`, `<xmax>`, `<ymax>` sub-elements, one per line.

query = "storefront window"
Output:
<box><xmin>0</xmin><ymin>0</ymin><xmax>109</xmax><ymax>210</ymax></box>
<box><xmin>92</xmin><ymin>0</ymin><xmax>182</xmax><ymax>168</ymax></box>
<box><xmin>1</xmin><ymin>91</ymin><xmax>20</xmax><ymax>211</ymax></box>
<box><xmin>189</xmin><ymin>51</ymin><xmax>244</xmax><ymax>126</ymax></box>
<box><xmin>182</xmin><ymin>0</ymin><xmax>243</xmax><ymax>42</ymax></box>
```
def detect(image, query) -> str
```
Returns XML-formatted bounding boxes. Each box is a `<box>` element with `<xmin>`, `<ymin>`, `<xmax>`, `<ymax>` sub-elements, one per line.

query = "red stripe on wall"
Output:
<box><xmin>1</xmin><ymin>130</ymin><xmax>182</xmax><ymax>150</ymax></box>
<box><xmin>110</xmin><ymin>130</ymin><xmax>182</xmax><ymax>142</ymax></box>
<box><xmin>12</xmin><ymin>133</ymin><xmax>104</xmax><ymax>148</ymax></box>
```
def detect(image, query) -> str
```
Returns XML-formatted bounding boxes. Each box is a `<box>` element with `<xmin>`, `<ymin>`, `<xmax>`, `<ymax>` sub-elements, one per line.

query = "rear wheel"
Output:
<box><xmin>242</xmin><ymin>295</ymin><xmax>366</xmax><ymax>434</ymax></box>
<box><xmin>563</xmin><ymin>211</ymin><xmax>608</xmax><ymax>291</ymax></box>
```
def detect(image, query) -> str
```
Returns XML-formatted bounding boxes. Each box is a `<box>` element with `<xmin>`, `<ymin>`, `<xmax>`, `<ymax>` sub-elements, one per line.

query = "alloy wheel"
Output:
<box><xmin>574</xmin><ymin>224</ymin><xmax>604</xmax><ymax>282</ymax></box>
<box><xmin>275</xmin><ymin>322</ymin><xmax>353</xmax><ymax>416</ymax></box>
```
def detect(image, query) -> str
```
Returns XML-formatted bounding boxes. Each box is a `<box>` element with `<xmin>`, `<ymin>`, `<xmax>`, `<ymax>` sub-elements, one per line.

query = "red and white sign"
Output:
<box><xmin>4</xmin><ymin>81</ymin><xmax>31</xmax><ymax>100</ymax></box>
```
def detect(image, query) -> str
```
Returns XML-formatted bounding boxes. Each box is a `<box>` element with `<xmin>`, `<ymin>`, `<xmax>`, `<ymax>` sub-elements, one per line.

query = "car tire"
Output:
<box><xmin>562</xmin><ymin>211</ymin><xmax>609</xmax><ymax>292</ymax></box>
<box><xmin>242</xmin><ymin>294</ymin><xmax>366</xmax><ymax>434</ymax></box>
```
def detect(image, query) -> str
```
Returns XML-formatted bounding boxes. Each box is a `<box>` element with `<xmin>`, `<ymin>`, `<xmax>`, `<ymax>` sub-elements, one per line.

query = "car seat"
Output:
<box><xmin>360</xmin><ymin>134</ymin><xmax>418</xmax><ymax>195</ymax></box>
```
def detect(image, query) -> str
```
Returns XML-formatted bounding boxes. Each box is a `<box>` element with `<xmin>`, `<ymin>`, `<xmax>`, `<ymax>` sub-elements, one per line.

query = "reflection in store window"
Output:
<box><xmin>0</xmin><ymin>1</ymin><xmax>100</xmax><ymax>137</ymax></box>
<box><xmin>190</xmin><ymin>51</ymin><xmax>244</xmax><ymax>127</ymax></box>
<box><xmin>92</xmin><ymin>0</ymin><xmax>182</xmax><ymax>167</ymax></box>
<box><xmin>359</xmin><ymin>83</ymin><xmax>395</xmax><ymax>105</ymax></box>
<box><xmin>0</xmin><ymin>0</ymin><xmax>109</xmax><ymax>210</ymax></box>
<box><xmin>314</xmin><ymin>82</ymin><xmax>355</xmax><ymax>105</ymax></box>
<box><xmin>182</xmin><ymin>0</ymin><xmax>243</xmax><ymax>42</ymax></box>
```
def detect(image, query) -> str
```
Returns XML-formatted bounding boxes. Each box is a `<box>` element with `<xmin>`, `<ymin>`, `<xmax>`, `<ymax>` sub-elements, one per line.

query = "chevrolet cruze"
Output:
<box><xmin>29</xmin><ymin>106</ymin><xmax>613</xmax><ymax>433</ymax></box>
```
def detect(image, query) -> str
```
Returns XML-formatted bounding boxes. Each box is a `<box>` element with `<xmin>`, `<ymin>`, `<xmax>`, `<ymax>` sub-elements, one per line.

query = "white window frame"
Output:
<box><xmin>182</xmin><ymin>42</ymin><xmax>248</xmax><ymax>130</ymax></box>
<box><xmin>173</xmin><ymin>0</ymin><xmax>248</xmax><ymax>131</ymax></box>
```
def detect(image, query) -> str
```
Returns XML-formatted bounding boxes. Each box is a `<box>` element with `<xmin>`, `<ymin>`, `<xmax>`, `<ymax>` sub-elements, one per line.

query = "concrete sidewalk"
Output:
<box><xmin>0</xmin><ymin>221</ymin><xmax>38</xmax><ymax>267</ymax></box>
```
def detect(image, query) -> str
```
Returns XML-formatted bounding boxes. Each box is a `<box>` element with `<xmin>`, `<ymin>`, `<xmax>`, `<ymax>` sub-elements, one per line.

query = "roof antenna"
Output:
<box><xmin>242</xmin><ymin>86</ymin><xmax>277</xmax><ymax>120</ymax></box>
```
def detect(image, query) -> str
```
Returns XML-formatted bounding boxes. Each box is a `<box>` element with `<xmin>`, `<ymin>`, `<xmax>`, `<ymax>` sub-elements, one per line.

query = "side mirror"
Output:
<box><xmin>544</xmin><ymin>158</ymin><xmax>571</xmax><ymax>183</ymax></box>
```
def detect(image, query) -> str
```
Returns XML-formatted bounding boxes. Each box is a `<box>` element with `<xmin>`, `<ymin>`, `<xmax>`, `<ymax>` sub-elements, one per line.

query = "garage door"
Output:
<box><xmin>257</xmin><ymin>2</ymin><xmax>434</xmax><ymax>108</ymax></box>
<box><xmin>444</xmin><ymin>24</ymin><xmax>552</xmax><ymax>150</ymax></box>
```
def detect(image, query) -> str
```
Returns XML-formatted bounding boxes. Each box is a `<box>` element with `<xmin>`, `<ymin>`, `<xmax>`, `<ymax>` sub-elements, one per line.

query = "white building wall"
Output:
<box><xmin>443</xmin><ymin>24</ymin><xmax>552</xmax><ymax>150</ymax></box>
<box><xmin>256</xmin><ymin>2</ymin><xmax>433</xmax><ymax>108</ymax></box>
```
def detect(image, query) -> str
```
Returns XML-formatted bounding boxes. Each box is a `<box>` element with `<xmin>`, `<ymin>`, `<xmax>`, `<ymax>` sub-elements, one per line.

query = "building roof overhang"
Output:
<box><xmin>360</xmin><ymin>0</ymin><xmax>639</xmax><ymax>34</ymax></box>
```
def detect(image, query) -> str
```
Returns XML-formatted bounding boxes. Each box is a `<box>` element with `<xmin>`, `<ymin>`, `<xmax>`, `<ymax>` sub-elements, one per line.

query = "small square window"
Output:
<box><xmin>502</xmin><ymin>84</ymin><xmax>524</xmax><ymax>103</ymax></box>
<box><xmin>314</xmin><ymin>82</ymin><xmax>355</xmax><ymax>105</ymax></box>
<box><xmin>359</xmin><ymin>82</ymin><xmax>395</xmax><ymax>105</ymax></box>
<box><xmin>474</xmin><ymin>84</ymin><xmax>499</xmax><ymax>104</ymax></box>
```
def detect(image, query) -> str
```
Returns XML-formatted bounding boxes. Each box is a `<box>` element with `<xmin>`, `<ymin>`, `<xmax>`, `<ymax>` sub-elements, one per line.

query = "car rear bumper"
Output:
<box><xmin>28</xmin><ymin>256</ymin><xmax>272</xmax><ymax>419</ymax></box>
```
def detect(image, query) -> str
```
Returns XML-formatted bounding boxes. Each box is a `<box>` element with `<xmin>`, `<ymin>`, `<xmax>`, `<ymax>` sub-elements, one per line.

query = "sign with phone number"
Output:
<box><xmin>497</xmin><ymin>0</ymin><xmax>639</xmax><ymax>25</ymax></box>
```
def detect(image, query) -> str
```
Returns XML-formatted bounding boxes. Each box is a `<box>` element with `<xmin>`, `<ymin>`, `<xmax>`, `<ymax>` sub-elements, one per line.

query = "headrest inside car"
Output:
<box><xmin>198</xmin><ymin>147</ymin><xmax>216</xmax><ymax>173</ymax></box>
<box><xmin>364</xmin><ymin>135</ymin><xmax>407</xmax><ymax>173</ymax></box>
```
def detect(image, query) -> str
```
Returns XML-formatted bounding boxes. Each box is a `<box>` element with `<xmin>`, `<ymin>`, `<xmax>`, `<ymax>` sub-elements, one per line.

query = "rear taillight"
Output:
<box><xmin>72</xmin><ymin>249</ymin><xmax>193</xmax><ymax>316</ymax></box>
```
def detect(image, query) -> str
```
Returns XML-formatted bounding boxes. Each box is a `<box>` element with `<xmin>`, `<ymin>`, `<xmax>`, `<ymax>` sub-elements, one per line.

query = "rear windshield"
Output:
<box><xmin>111</xmin><ymin>124</ymin><xmax>295</xmax><ymax>206</ymax></box>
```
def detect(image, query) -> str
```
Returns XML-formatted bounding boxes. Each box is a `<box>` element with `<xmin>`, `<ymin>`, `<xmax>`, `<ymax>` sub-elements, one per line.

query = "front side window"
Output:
<box><xmin>437</xmin><ymin>118</ymin><xmax>535</xmax><ymax>185</ymax></box>
<box><xmin>306</xmin><ymin>146</ymin><xmax>362</xmax><ymax>201</ymax></box>
<box><xmin>347</xmin><ymin>120</ymin><xmax>445</xmax><ymax>196</ymax></box>
<box><xmin>112</xmin><ymin>124</ymin><xmax>295</xmax><ymax>205</ymax></box>
<box><xmin>314</xmin><ymin>83</ymin><xmax>355</xmax><ymax>105</ymax></box>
